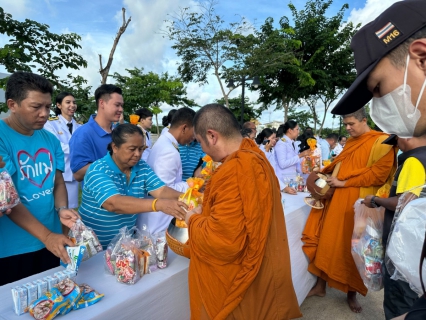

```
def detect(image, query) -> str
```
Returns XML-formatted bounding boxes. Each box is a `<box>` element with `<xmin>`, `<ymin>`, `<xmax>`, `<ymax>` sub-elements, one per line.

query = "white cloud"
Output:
<box><xmin>348</xmin><ymin>0</ymin><xmax>400</xmax><ymax>26</ymax></box>
<box><xmin>1</xmin><ymin>0</ymin><xmax>33</xmax><ymax>18</ymax></box>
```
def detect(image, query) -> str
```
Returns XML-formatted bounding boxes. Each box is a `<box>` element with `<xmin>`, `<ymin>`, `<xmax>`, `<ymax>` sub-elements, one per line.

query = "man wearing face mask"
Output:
<box><xmin>332</xmin><ymin>0</ymin><xmax>426</xmax><ymax>139</ymax></box>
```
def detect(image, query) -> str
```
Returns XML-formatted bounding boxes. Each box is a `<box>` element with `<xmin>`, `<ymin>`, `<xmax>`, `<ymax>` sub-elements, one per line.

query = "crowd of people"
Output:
<box><xmin>1</xmin><ymin>1</ymin><xmax>426</xmax><ymax>319</ymax></box>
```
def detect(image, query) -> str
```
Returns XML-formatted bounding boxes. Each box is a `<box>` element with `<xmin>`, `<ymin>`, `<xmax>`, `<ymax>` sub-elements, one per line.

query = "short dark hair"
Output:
<box><xmin>162</xmin><ymin>109</ymin><xmax>177</xmax><ymax>127</ymax></box>
<box><xmin>94</xmin><ymin>84</ymin><xmax>122</xmax><ymax>108</ymax></box>
<box><xmin>170</xmin><ymin>107</ymin><xmax>196</xmax><ymax>129</ymax></box>
<box><xmin>107</xmin><ymin>123</ymin><xmax>144</xmax><ymax>155</ymax></box>
<box><xmin>339</xmin><ymin>135</ymin><xmax>347</xmax><ymax>142</ymax></box>
<box><xmin>193</xmin><ymin>104</ymin><xmax>241</xmax><ymax>142</ymax></box>
<box><xmin>276</xmin><ymin>120</ymin><xmax>298</xmax><ymax>138</ymax></box>
<box><xmin>5</xmin><ymin>72</ymin><xmax>53</xmax><ymax>104</ymax></box>
<box><xmin>326</xmin><ymin>133</ymin><xmax>338</xmax><ymax>141</ymax></box>
<box><xmin>255</xmin><ymin>128</ymin><xmax>274</xmax><ymax>145</ymax></box>
<box><xmin>135</xmin><ymin>107</ymin><xmax>153</xmax><ymax>121</ymax></box>
<box><xmin>54</xmin><ymin>92</ymin><xmax>74</xmax><ymax>116</ymax></box>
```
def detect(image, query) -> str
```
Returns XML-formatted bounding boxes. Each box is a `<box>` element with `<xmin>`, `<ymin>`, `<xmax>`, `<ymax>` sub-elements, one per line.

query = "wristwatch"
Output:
<box><xmin>370</xmin><ymin>196</ymin><xmax>379</xmax><ymax>208</ymax></box>
<box><xmin>56</xmin><ymin>206</ymin><xmax>68</xmax><ymax>213</ymax></box>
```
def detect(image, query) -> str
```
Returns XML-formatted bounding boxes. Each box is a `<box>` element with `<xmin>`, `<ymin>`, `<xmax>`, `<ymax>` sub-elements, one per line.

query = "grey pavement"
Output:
<box><xmin>300</xmin><ymin>287</ymin><xmax>385</xmax><ymax>320</ymax></box>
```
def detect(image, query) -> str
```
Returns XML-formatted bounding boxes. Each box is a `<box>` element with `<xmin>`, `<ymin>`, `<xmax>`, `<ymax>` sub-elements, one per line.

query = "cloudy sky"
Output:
<box><xmin>0</xmin><ymin>0</ymin><xmax>399</xmax><ymax>128</ymax></box>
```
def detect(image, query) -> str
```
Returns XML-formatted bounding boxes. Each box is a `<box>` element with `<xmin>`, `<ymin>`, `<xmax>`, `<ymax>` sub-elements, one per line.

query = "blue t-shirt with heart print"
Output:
<box><xmin>0</xmin><ymin>120</ymin><xmax>65</xmax><ymax>258</ymax></box>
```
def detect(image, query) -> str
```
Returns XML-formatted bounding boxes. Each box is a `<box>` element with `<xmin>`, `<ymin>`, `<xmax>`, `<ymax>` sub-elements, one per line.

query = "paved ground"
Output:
<box><xmin>300</xmin><ymin>287</ymin><xmax>385</xmax><ymax>320</ymax></box>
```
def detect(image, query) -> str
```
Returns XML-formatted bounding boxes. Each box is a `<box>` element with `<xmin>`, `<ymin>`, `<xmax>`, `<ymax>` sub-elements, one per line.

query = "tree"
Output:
<box><xmin>163</xmin><ymin>0</ymin><xmax>252</xmax><ymax>108</ymax></box>
<box><xmin>284</xmin><ymin>0</ymin><xmax>359</xmax><ymax>135</ymax></box>
<box><xmin>215</xmin><ymin>95</ymin><xmax>260</xmax><ymax>123</ymax></box>
<box><xmin>0</xmin><ymin>8</ymin><xmax>87</xmax><ymax>112</ymax></box>
<box><xmin>245</xmin><ymin>17</ymin><xmax>315</xmax><ymax>122</ymax></box>
<box><xmin>99</xmin><ymin>8</ymin><xmax>131</xmax><ymax>84</ymax></box>
<box><xmin>287</xmin><ymin>105</ymin><xmax>317</xmax><ymax>130</ymax></box>
<box><xmin>113</xmin><ymin>68</ymin><xmax>197</xmax><ymax>134</ymax></box>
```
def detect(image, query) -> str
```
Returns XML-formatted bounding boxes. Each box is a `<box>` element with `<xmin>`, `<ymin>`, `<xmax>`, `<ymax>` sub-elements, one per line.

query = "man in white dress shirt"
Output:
<box><xmin>135</xmin><ymin>107</ymin><xmax>153</xmax><ymax>161</ymax></box>
<box><xmin>137</xmin><ymin>107</ymin><xmax>196</xmax><ymax>233</ymax></box>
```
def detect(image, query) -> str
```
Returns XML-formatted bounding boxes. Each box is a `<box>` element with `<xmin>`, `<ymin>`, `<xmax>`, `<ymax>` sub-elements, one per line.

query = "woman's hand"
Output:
<box><xmin>59</xmin><ymin>208</ymin><xmax>80</xmax><ymax>228</ymax></box>
<box><xmin>264</xmin><ymin>140</ymin><xmax>273</xmax><ymax>152</ymax></box>
<box><xmin>283</xmin><ymin>186</ymin><xmax>297</xmax><ymax>195</ymax></box>
<box><xmin>299</xmin><ymin>150</ymin><xmax>312</xmax><ymax>158</ymax></box>
<box><xmin>326</xmin><ymin>176</ymin><xmax>346</xmax><ymax>188</ymax></box>
<box><xmin>156</xmin><ymin>199</ymin><xmax>188</xmax><ymax>221</ymax></box>
<box><xmin>185</xmin><ymin>205</ymin><xmax>202</xmax><ymax>225</ymax></box>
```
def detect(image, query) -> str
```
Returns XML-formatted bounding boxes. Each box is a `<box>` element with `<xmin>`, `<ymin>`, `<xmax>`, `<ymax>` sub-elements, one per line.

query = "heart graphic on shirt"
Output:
<box><xmin>17</xmin><ymin>148</ymin><xmax>53</xmax><ymax>188</ymax></box>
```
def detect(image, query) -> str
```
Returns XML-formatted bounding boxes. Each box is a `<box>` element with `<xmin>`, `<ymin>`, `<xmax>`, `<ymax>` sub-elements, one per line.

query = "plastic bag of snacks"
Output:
<box><xmin>29</xmin><ymin>288</ymin><xmax>68</xmax><ymax>320</ymax></box>
<box><xmin>68</xmin><ymin>219</ymin><xmax>102</xmax><ymax>260</ymax></box>
<box><xmin>73</xmin><ymin>284</ymin><xmax>104</xmax><ymax>310</ymax></box>
<box><xmin>177</xmin><ymin>178</ymin><xmax>204</xmax><ymax>228</ymax></box>
<box><xmin>0</xmin><ymin>169</ymin><xmax>20</xmax><ymax>212</ymax></box>
<box><xmin>351</xmin><ymin>199</ymin><xmax>385</xmax><ymax>291</ymax></box>
<box><xmin>54</xmin><ymin>278</ymin><xmax>82</xmax><ymax>315</ymax></box>
<box><xmin>114</xmin><ymin>239</ymin><xmax>141</xmax><ymax>285</ymax></box>
<box><xmin>153</xmin><ymin>231</ymin><xmax>168</xmax><ymax>269</ymax></box>
<box><xmin>200</xmin><ymin>155</ymin><xmax>220</xmax><ymax>181</ymax></box>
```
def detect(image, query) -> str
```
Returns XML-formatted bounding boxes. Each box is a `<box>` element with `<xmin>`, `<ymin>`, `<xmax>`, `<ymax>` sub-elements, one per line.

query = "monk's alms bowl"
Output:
<box><xmin>166</xmin><ymin>218</ymin><xmax>190</xmax><ymax>259</ymax></box>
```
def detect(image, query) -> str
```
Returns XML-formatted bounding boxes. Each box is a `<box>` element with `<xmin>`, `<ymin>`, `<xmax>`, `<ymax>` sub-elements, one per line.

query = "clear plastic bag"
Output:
<box><xmin>68</xmin><ymin>219</ymin><xmax>102</xmax><ymax>261</ymax></box>
<box><xmin>0</xmin><ymin>169</ymin><xmax>20</xmax><ymax>212</ymax></box>
<box><xmin>351</xmin><ymin>199</ymin><xmax>385</xmax><ymax>291</ymax></box>
<box><xmin>386</xmin><ymin>186</ymin><xmax>426</xmax><ymax>295</ymax></box>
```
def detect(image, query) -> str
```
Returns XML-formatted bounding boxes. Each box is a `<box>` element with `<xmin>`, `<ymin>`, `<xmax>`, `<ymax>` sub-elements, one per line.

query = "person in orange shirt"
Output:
<box><xmin>185</xmin><ymin>104</ymin><xmax>301</xmax><ymax>320</ymax></box>
<box><xmin>302</xmin><ymin>107</ymin><xmax>396</xmax><ymax>313</ymax></box>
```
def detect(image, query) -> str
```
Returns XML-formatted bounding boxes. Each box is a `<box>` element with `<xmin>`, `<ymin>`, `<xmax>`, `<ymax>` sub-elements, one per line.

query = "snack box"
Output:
<box><xmin>11</xmin><ymin>286</ymin><xmax>28</xmax><ymax>315</ymax></box>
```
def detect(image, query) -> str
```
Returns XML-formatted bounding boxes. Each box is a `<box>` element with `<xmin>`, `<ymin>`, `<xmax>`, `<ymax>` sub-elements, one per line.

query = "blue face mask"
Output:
<box><xmin>371</xmin><ymin>55</ymin><xmax>426</xmax><ymax>138</ymax></box>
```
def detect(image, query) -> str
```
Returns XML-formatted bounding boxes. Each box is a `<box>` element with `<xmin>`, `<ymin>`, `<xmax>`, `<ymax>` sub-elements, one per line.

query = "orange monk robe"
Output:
<box><xmin>188</xmin><ymin>138</ymin><xmax>301</xmax><ymax>320</ymax></box>
<box><xmin>302</xmin><ymin>130</ymin><xmax>396</xmax><ymax>296</ymax></box>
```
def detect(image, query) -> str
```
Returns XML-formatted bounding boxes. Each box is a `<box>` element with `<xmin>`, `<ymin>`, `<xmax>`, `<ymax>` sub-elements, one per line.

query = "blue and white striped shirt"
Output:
<box><xmin>179</xmin><ymin>141</ymin><xmax>205</xmax><ymax>180</ymax></box>
<box><xmin>79</xmin><ymin>153</ymin><xmax>165</xmax><ymax>248</ymax></box>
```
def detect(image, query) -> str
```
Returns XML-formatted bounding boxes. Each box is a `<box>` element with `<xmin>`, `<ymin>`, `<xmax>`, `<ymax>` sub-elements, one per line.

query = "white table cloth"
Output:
<box><xmin>0</xmin><ymin>192</ymin><xmax>315</xmax><ymax>319</ymax></box>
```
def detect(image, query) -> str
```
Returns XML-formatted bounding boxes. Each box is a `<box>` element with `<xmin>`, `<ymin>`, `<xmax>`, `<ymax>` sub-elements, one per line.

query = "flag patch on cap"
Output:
<box><xmin>375</xmin><ymin>22</ymin><xmax>395</xmax><ymax>39</ymax></box>
<box><xmin>375</xmin><ymin>22</ymin><xmax>401</xmax><ymax>45</ymax></box>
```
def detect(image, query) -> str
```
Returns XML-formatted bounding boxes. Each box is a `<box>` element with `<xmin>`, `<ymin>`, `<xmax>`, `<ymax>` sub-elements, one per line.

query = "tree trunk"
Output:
<box><xmin>282</xmin><ymin>95</ymin><xmax>288</xmax><ymax>123</ymax></box>
<box><xmin>214</xmin><ymin>69</ymin><xmax>230</xmax><ymax>108</ymax></box>
<box><xmin>99</xmin><ymin>8</ymin><xmax>131</xmax><ymax>84</ymax></box>
<box><xmin>155</xmin><ymin>114</ymin><xmax>159</xmax><ymax>135</ymax></box>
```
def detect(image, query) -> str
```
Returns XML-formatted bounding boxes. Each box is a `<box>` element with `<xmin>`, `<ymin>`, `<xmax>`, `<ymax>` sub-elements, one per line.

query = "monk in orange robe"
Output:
<box><xmin>302</xmin><ymin>107</ymin><xmax>396</xmax><ymax>313</ymax></box>
<box><xmin>185</xmin><ymin>104</ymin><xmax>301</xmax><ymax>320</ymax></box>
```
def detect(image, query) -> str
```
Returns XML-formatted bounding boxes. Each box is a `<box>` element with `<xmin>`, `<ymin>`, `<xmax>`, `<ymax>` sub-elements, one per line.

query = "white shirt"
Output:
<box><xmin>137</xmin><ymin>131</ymin><xmax>188</xmax><ymax>234</ymax></box>
<box><xmin>333</xmin><ymin>143</ymin><xmax>343</xmax><ymax>156</ymax></box>
<box><xmin>44</xmin><ymin>115</ymin><xmax>81</xmax><ymax>181</ymax></box>
<box><xmin>260</xmin><ymin>145</ymin><xmax>285</xmax><ymax>190</ymax></box>
<box><xmin>139</xmin><ymin>125</ymin><xmax>152</xmax><ymax>162</ymax></box>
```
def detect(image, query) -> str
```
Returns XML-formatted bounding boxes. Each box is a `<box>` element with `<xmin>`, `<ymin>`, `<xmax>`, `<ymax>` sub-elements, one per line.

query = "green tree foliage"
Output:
<box><xmin>287</xmin><ymin>106</ymin><xmax>317</xmax><ymax>131</ymax></box>
<box><xmin>215</xmin><ymin>95</ymin><xmax>261</xmax><ymax>124</ymax></box>
<box><xmin>284</xmin><ymin>0</ymin><xmax>359</xmax><ymax>134</ymax></box>
<box><xmin>0</xmin><ymin>8</ymin><xmax>87</xmax><ymax>112</ymax></box>
<box><xmin>163</xmin><ymin>0</ymin><xmax>252</xmax><ymax>108</ymax></box>
<box><xmin>113</xmin><ymin>68</ymin><xmax>197</xmax><ymax>134</ymax></box>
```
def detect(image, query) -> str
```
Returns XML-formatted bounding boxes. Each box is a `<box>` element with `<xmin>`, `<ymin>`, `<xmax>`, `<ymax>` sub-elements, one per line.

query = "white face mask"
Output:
<box><xmin>371</xmin><ymin>55</ymin><xmax>426</xmax><ymax>138</ymax></box>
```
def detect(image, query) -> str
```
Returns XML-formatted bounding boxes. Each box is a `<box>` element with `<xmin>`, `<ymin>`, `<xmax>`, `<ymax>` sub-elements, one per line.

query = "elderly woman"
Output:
<box><xmin>79</xmin><ymin>124</ymin><xmax>187</xmax><ymax>248</ymax></box>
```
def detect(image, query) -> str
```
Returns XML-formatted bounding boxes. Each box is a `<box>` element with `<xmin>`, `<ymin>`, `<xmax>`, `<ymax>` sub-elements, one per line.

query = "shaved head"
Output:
<box><xmin>194</xmin><ymin>104</ymin><xmax>241</xmax><ymax>142</ymax></box>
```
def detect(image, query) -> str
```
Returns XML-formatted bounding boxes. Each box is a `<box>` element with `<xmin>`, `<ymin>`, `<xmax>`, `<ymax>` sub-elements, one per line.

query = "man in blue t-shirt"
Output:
<box><xmin>0</xmin><ymin>72</ymin><xmax>79</xmax><ymax>285</ymax></box>
<box><xmin>69</xmin><ymin>84</ymin><xmax>124</xmax><ymax>182</ymax></box>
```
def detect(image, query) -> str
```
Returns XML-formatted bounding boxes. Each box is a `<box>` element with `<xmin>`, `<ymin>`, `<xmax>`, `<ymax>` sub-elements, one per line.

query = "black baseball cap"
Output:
<box><xmin>332</xmin><ymin>0</ymin><xmax>426</xmax><ymax>115</ymax></box>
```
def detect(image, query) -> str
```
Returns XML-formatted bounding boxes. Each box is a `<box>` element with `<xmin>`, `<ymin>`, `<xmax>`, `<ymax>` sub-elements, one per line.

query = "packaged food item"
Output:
<box><xmin>153</xmin><ymin>231</ymin><xmax>168</xmax><ymax>269</ymax></box>
<box><xmin>73</xmin><ymin>284</ymin><xmax>104</xmax><ymax>310</ymax></box>
<box><xmin>177</xmin><ymin>178</ymin><xmax>204</xmax><ymax>228</ymax></box>
<box><xmin>29</xmin><ymin>288</ymin><xmax>68</xmax><ymax>320</ymax></box>
<box><xmin>33</xmin><ymin>279</ymin><xmax>48</xmax><ymax>298</ymax></box>
<box><xmin>11</xmin><ymin>286</ymin><xmax>28</xmax><ymax>315</ymax></box>
<box><xmin>23</xmin><ymin>282</ymin><xmax>38</xmax><ymax>307</ymax></box>
<box><xmin>68</xmin><ymin>219</ymin><xmax>102</xmax><ymax>260</ymax></box>
<box><xmin>0</xmin><ymin>169</ymin><xmax>20</xmax><ymax>212</ymax></box>
<box><xmin>53</xmin><ymin>272</ymin><xmax>67</xmax><ymax>282</ymax></box>
<box><xmin>43</xmin><ymin>276</ymin><xmax>58</xmax><ymax>291</ymax></box>
<box><xmin>54</xmin><ymin>278</ymin><xmax>81</xmax><ymax>315</ymax></box>
<box><xmin>60</xmin><ymin>245</ymin><xmax>86</xmax><ymax>273</ymax></box>
<box><xmin>115</xmin><ymin>241</ymin><xmax>140</xmax><ymax>285</ymax></box>
<box><xmin>200</xmin><ymin>155</ymin><xmax>220</xmax><ymax>181</ymax></box>
<box><xmin>62</xmin><ymin>270</ymin><xmax>77</xmax><ymax>281</ymax></box>
<box><xmin>351</xmin><ymin>199</ymin><xmax>385</xmax><ymax>291</ymax></box>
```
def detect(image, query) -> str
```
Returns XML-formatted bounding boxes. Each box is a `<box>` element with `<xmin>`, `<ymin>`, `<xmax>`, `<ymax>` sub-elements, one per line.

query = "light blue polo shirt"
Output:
<box><xmin>69</xmin><ymin>115</ymin><xmax>111</xmax><ymax>174</ymax></box>
<box><xmin>179</xmin><ymin>141</ymin><xmax>205</xmax><ymax>180</ymax></box>
<box><xmin>79</xmin><ymin>153</ymin><xmax>165</xmax><ymax>248</ymax></box>
<box><xmin>0</xmin><ymin>120</ymin><xmax>64</xmax><ymax>258</ymax></box>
